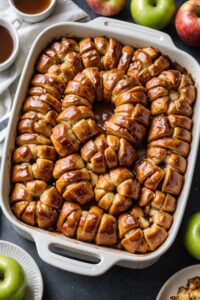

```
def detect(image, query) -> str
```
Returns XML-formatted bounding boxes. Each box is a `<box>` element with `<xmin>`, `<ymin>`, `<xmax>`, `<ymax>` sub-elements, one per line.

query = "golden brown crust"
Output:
<box><xmin>102</xmin><ymin>68</ymin><xmax>124</xmax><ymax>102</ymax></box>
<box><xmin>13</xmin><ymin>145</ymin><xmax>57</xmax><ymax>164</ymax></box>
<box><xmin>83</xmin><ymin>67</ymin><xmax>103</xmax><ymax>101</ymax></box>
<box><xmin>96</xmin><ymin>214</ymin><xmax>117</xmax><ymax>246</ymax></box>
<box><xmin>121</xmin><ymin>228</ymin><xmax>143</xmax><ymax>254</ymax></box>
<box><xmin>11</xmin><ymin>36</ymin><xmax>196</xmax><ymax>255</ymax></box>
<box><xmin>128</xmin><ymin>47</ymin><xmax>170</xmax><ymax>84</ymax></box>
<box><xmin>118</xmin><ymin>213</ymin><xmax>138</xmax><ymax>239</ymax></box>
<box><xmin>31</xmin><ymin>74</ymin><xmax>65</xmax><ymax>99</ymax></box>
<box><xmin>144</xmin><ymin>224</ymin><xmax>168</xmax><ymax>251</ymax></box>
<box><xmin>102</xmin><ymin>38</ymin><xmax>122</xmax><ymax>70</ymax></box>
<box><xmin>53</xmin><ymin>154</ymin><xmax>84</xmax><ymax>179</ymax></box>
<box><xmin>64</xmin><ymin>80</ymin><xmax>94</xmax><ymax>103</ymax></box>
<box><xmin>21</xmin><ymin>110</ymin><xmax>58</xmax><ymax>128</ymax></box>
<box><xmin>57</xmin><ymin>202</ymin><xmax>82</xmax><ymax>237</ymax></box>
<box><xmin>105</xmin><ymin>114</ymin><xmax>146</xmax><ymax>144</ymax></box>
<box><xmin>94</xmin><ymin>37</ymin><xmax>108</xmax><ymax>55</ymax></box>
<box><xmin>51</xmin><ymin>123</ymin><xmax>80</xmax><ymax>157</ymax></box>
<box><xmin>36</xmin><ymin>38</ymin><xmax>80</xmax><ymax>73</ymax></box>
<box><xmin>95</xmin><ymin>168</ymin><xmax>140</xmax><ymax>215</ymax></box>
<box><xmin>105</xmin><ymin>77</ymin><xmax>150</xmax><ymax>145</ymax></box>
<box><xmin>56</xmin><ymin>168</ymin><xmax>94</xmax><ymax>205</ymax></box>
<box><xmin>23</xmin><ymin>94</ymin><xmax>61</xmax><ymax>114</ymax></box>
<box><xmin>117</xmin><ymin>45</ymin><xmax>134</xmax><ymax>72</ymax></box>
<box><xmin>81</xmin><ymin>134</ymin><xmax>136</xmax><ymax>173</ymax></box>
<box><xmin>12</xmin><ymin>159</ymin><xmax>54</xmax><ymax>183</ymax></box>
<box><xmin>77</xmin><ymin>206</ymin><xmax>103</xmax><ymax>242</ymax></box>
<box><xmin>147</xmin><ymin>70</ymin><xmax>196</xmax><ymax>117</ymax></box>
<box><xmin>18</xmin><ymin>117</ymin><xmax>52</xmax><ymax>138</ymax></box>
<box><xmin>11</xmin><ymin>180</ymin><xmax>62</xmax><ymax>228</ymax></box>
<box><xmin>148</xmin><ymin>138</ymin><xmax>190</xmax><ymax>157</ymax></box>
<box><xmin>62</xmin><ymin>94</ymin><xmax>92</xmax><ymax>109</ymax></box>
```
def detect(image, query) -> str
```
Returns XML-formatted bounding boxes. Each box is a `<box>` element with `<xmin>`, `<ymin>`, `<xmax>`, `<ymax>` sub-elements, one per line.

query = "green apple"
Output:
<box><xmin>184</xmin><ymin>212</ymin><xmax>200</xmax><ymax>261</ymax></box>
<box><xmin>0</xmin><ymin>256</ymin><xmax>27</xmax><ymax>300</ymax></box>
<box><xmin>130</xmin><ymin>0</ymin><xmax>176</xmax><ymax>30</ymax></box>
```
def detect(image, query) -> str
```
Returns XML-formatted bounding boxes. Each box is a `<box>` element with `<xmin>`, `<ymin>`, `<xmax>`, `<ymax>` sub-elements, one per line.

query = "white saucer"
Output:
<box><xmin>0</xmin><ymin>241</ymin><xmax>43</xmax><ymax>300</ymax></box>
<box><xmin>157</xmin><ymin>264</ymin><xmax>200</xmax><ymax>300</ymax></box>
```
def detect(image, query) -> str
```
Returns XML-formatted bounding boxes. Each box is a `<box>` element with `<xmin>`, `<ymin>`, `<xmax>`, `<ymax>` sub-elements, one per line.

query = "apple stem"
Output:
<box><xmin>150</xmin><ymin>0</ymin><xmax>157</xmax><ymax>7</ymax></box>
<box><xmin>0</xmin><ymin>271</ymin><xmax>4</xmax><ymax>281</ymax></box>
<box><xmin>196</xmin><ymin>5</ymin><xmax>200</xmax><ymax>18</ymax></box>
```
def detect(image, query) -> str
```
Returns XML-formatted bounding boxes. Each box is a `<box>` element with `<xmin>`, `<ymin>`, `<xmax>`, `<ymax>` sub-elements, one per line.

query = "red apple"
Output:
<box><xmin>87</xmin><ymin>0</ymin><xmax>127</xmax><ymax>16</ymax></box>
<box><xmin>175</xmin><ymin>0</ymin><xmax>200</xmax><ymax>47</ymax></box>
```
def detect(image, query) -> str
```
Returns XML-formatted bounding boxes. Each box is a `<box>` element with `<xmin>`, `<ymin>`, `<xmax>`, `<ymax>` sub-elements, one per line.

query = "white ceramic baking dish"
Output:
<box><xmin>0</xmin><ymin>18</ymin><xmax>200</xmax><ymax>276</ymax></box>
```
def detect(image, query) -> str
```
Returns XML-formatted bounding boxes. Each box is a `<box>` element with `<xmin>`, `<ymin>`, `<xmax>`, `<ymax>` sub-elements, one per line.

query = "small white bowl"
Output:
<box><xmin>0</xmin><ymin>17</ymin><xmax>19</xmax><ymax>72</ymax></box>
<box><xmin>0</xmin><ymin>241</ymin><xmax>43</xmax><ymax>300</ymax></box>
<box><xmin>9</xmin><ymin>0</ymin><xmax>56</xmax><ymax>23</ymax></box>
<box><xmin>157</xmin><ymin>264</ymin><xmax>200</xmax><ymax>300</ymax></box>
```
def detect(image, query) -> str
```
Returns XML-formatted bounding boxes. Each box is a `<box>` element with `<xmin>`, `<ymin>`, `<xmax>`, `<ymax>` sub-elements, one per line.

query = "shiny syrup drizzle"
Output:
<box><xmin>13</xmin><ymin>0</ymin><xmax>51</xmax><ymax>14</ymax></box>
<box><xmin>93</xmin><ymin>102</ymin><xmax>115</xmax><ymax>131</ymax></box>
<box><xmin>0</xmin><ymin>26</ymin><xmax>14</xmax><ymax>64</ymax></box>
<box><xmin>93</xmin><ymin>102</ymin><xmax>146</xmax><ymax>161</ymax></box>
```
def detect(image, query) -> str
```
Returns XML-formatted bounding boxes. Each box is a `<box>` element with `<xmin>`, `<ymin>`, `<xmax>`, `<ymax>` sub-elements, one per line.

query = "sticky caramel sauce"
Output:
<box><xmin>13</xmin><ymin>0</ymin><xmax>51</xmax><ymax>14</ymax></box>
<box><xmin>0</xmin><ymin>26</ymin><xmax>14</xmax><ymax>64</ymax></box>
<box><xmin>93</xmin><ymin>102</ymin><xmax>114</xmax><ymax>131</ymax></box>
<box><xmin>93</xmin><ymin>102</ymin><xmax>146</xmax><ymax>163</ymax></box>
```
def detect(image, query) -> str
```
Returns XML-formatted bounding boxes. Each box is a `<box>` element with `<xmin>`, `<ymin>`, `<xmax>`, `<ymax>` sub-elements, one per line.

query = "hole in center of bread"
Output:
<box><xmin>94</xmin><ymin>102</ymin><xmax>115</xmax><ymax>131</ymax></box>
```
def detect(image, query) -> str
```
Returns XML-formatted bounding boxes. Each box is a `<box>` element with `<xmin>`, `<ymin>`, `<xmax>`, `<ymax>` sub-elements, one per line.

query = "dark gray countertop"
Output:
<box><xmin>1</xmin><ymin>1</ymin><xmax>200</xmax><ymax>299</ymax></box>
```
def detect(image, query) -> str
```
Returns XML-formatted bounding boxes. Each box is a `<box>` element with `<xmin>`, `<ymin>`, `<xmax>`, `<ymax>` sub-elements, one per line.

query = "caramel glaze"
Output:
<box><xmin>10</xmin><ymin>35</ymin><xmax>196</xmax><ymax>255</ymax></box>
<box><xmin>94</xmin><ymin>102</ymin><xmax>146</xmax><ymax>163</ymax></box>
<box><xmin>93</xmin><ymin>102</ymin><xmax>114</xmax><ymax>131</ymax></box>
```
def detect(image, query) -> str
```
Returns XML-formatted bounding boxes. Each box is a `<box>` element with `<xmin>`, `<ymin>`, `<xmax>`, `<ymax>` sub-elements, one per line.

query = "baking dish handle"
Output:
<box><xmin>33</xmin><ymin>233</ymin><xmax>117</xmax><ymax>276</ymax></box>
<box><xmin>88</xmin><ymin>17</ymin><xmax>175</xmax><ymax>46</ymax></box>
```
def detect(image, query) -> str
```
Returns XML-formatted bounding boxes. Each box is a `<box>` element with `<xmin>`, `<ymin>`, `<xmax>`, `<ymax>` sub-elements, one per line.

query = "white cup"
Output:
<box><xmin>9</xmin><ymin>0</ymin><xmax>56</xmax><ymax>23</ymax></box>
<box><xmin>0</xmin><ymin>18</ymin><xmax>19</xmax><ymax>72</ymax></box>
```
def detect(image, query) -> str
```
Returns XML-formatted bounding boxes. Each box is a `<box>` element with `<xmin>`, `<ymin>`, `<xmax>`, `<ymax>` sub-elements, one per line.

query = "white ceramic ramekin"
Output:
<box><xmin>9</xmin><ymin>0</ymin><xmax>56</xmax><ymax>23</ymax></box>
<box><xmin>0</xmin><ymin>18</ymin><xmax>200</xmax><ymax>276</ymax></box>
<box><xmin>0</xmin><ymin>17</ymin><xmax>19</xmax><ymax>72</ymax></box>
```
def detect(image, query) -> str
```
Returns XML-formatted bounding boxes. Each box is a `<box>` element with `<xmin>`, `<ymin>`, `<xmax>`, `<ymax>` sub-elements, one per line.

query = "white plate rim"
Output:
<box><xmin>0</xmin><ymin>240</ymin><xmax>43</xmax><ymax>300</ymax></box>
<box><xmin>156</xmin><ymin>264</ymin><xmax>200</xmax><ymax>300</ymax></box>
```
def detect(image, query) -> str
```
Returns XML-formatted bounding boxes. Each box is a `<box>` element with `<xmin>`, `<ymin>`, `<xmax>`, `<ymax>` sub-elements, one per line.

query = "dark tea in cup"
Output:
<box><xmin>0</xmin><ymin>25</ymin><xmax>14</xmax><ymax>64</ymax></box>
<box><xmin>13</xmin><ymin>0</ymin><xmax>51</xmax><ymax>14</ymax></box>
